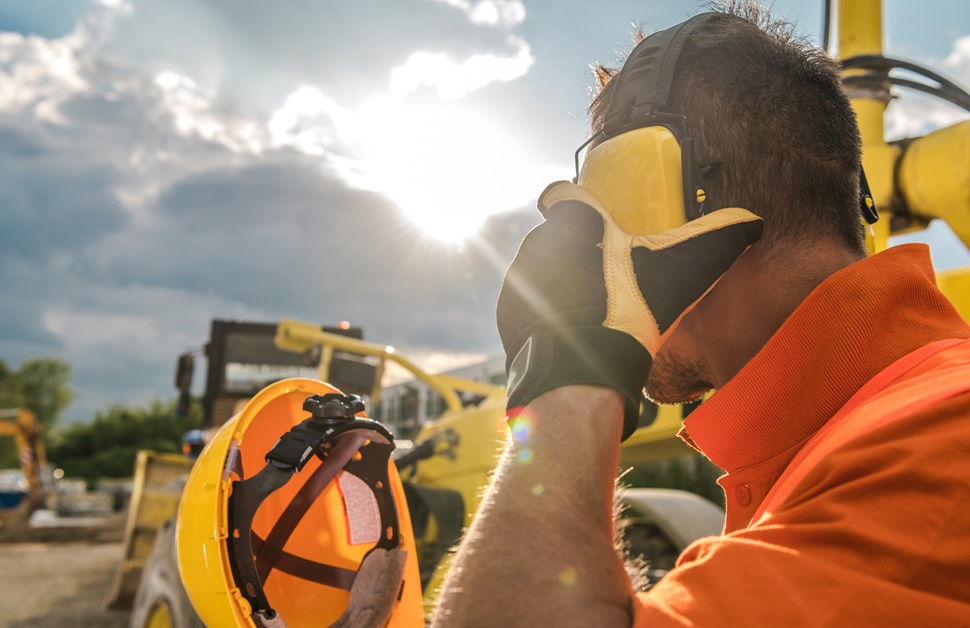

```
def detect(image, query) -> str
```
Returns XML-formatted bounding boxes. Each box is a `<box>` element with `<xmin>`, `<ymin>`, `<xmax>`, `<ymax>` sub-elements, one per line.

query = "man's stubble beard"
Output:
<box><xmin>645</xmin><ymin>344</ymin><xmax>716</xmax><ymax>406</ymax></box>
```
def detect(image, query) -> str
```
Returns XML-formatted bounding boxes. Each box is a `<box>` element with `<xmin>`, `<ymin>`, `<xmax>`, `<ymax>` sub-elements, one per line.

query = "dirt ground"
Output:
<box><xmin>0</xmin><ymin>516</ymin><xmax>130</xmax><ymax>628</ymax></box>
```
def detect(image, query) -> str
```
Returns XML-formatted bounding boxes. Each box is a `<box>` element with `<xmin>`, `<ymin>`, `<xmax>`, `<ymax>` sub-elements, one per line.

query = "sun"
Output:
<box><xmin>356</xmin><ymin>102</ymin><xmax>561</xmax><ymax>245</ymax></box>
<box><xmin>406</xmin><ymin>209</ymin><xmax>487</xmax><ymax>244</ymax></box>
<box><xmin>269</xmin><ymin>88</ymin><xmax>567</xmax><ymax>245</ymax></box>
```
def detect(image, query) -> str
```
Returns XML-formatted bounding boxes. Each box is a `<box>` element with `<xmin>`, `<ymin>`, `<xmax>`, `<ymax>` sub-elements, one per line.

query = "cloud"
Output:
<box><xmin>390</xmin><ymin>36</ymin><xmax>533</xmax><ymax>100</ymax></box>
<box><xmin>268</xmin><ymin>87</ymin><xmax>351</xmax><ymax>155</ymax></box>
<box><xmin>945</xmin><ymin>33</ymin><xmax>970</xmax><ymax>67</ymax></box>
<box><xmin>0</xmin><ymin>29</ymin><xmax>88</xmax><ymax>123</ymax></box>
<box><xmin>110</xmin><ymin>156</ymin><xmax>534</xmax><ymax>349</ymax></box>
<box><xmin>32</xmin><ymin>283</ymin><xmax>271</xmax><ymax>418</ymax></box>
<box><xmin>269</xmin><ymin>35</ymin><xmax>535</xmax><ymax>149</ymax></box>
<box><xmin>0</xmin><ymin>258</ymin><xmax>64</xmax><ymax>350</ymax></box>
<box><xmin>0</xmin><ymin>124</ymin><xmax>128</xmax><ymax>263</ymax></box>
<box><xmin>91</xmin><ymin>0</ymin><xmax>523</xmax><ymax>117</ymax></box>
<box><xmin>153</xmin><ymin>70</ymin><xmax>265</xmax><ymax>153</ymax></box>
<box><xmin>429</xmin><ymin>0</ymin><xmax>526</xmax><ymax>27</ymax></box>
<box><xmin>0</xmin><ymin>145</ymin><xmax>534</xmax><ymax>421</ymax></box>
<box><xmin>96</xmin><ymin>0</ymin><xmax>131</xmax><ymax>11</ymax></box>
<box><xmin>268</xmin><ymin>86</ymin><xmax>565</xmax><ymax>240</ymax></box>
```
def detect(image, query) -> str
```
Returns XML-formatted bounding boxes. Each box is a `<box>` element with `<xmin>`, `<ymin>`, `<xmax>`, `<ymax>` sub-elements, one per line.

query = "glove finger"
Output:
<box><xmin>497</xmin><ymin>201</ymin><xmax>607</xmax><ymax>357</ymax></box>
<box><xmin>536</xmin><ymin>180</ymin><xmax>573</xmax><ymax>219</ymax></box>
<box><xmin>632</xmin><ymin>208</ymin><xmax>763</xmax><ymax>333</ymax></box>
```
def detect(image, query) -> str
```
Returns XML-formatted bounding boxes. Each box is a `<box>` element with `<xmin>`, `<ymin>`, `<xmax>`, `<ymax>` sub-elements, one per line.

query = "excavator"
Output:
<box><xmin>114</xmin><ymin>0</ymin><xmax>970</xmax><ymax>625</ymax></box>
<box><xmin>0</xmin><ymin>408</ymin><xmax>48</xmax><ymax>535</ymax></box>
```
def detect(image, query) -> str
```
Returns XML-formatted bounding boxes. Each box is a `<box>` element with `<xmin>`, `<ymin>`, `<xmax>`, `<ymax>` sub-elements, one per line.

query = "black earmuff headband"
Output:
<box><xmin>602</xmin><ymin>13</ymin><xmax>719</xmax><ymax>137</ymax></box>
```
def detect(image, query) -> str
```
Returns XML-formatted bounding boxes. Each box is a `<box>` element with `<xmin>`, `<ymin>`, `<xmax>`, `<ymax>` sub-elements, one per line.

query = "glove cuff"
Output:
<box><xmin>505</xmin><ymin>327</ymin><xmax>651</xmax><ymax>441</ymax></box>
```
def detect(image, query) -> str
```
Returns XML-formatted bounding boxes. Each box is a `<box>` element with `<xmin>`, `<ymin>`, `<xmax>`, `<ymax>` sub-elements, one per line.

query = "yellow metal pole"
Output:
<box><xmin>317</xmin><ymin>344</ymin><xmax>334</xmax><ymax>382</ymax></box>
<box><xmin>837</xmin><ymin>0</ymin><xmax>896</xmax><ymax>253</ymax></box>
<box><xmin>839</xmin><ymin>1</ymin><xmax>970</xmax><ymax>319</ymax></box>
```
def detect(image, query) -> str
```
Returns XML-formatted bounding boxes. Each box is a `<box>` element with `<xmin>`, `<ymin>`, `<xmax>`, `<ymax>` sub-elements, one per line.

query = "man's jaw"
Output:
<box><xmin>645</xmin><ymin>344</ymin><xmax>715</xmax><ymax>406</ymax></box>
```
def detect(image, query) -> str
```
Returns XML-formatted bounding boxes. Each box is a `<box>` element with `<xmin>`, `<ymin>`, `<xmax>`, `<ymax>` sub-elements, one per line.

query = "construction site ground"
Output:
<box><xmin>0</xmin><ymin>512</ymin><xmax>129</xmax><ymax>627</ymax></box>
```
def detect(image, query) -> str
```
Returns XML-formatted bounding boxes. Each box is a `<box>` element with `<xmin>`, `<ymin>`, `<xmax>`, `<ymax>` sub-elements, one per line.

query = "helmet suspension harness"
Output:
<box><xmin>225</xmin><ymin>393</ymin><xmax>405</xmax><ymax>628</ymax></box>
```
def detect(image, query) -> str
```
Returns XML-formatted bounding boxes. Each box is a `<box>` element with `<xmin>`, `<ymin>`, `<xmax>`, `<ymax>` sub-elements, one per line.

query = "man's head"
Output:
<box><xmin>588</xmin><ymin>1</ymin><xmax>868</xmax><ymax>402</ymax></box>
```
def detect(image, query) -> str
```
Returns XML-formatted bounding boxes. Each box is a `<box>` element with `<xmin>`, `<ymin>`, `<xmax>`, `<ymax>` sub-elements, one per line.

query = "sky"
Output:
<box><xmin>1</xmin><ymin>0</ymin><xmax>969</xmax><ymax>425</ymax></box>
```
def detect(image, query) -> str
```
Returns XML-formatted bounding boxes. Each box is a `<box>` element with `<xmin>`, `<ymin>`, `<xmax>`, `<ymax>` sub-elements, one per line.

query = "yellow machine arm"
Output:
<box><xmin>896</xmin><ymin>121</ymin><xmax>970</xmax><ymax>249</ymax></box>
<box><xmin>0</xmin><ymin>408</ymin><xmax>47</xmax><ymax>526</ymax></box>
<box><xmin>274</xmin><ymin>319</ymin><xmax>505</xmax><ymax>413</ymax></box>
<box><xmin>0</xmin><ymin>408</ymin><xmax>46</xmax><ymax>495</ymax></box>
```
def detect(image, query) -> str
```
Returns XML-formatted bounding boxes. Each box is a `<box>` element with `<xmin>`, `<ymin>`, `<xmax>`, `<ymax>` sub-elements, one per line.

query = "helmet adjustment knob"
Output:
<box><xmin>303</xmin><ymin>393</ymin><xmax>366</xmax><ymax>425</ymax></box>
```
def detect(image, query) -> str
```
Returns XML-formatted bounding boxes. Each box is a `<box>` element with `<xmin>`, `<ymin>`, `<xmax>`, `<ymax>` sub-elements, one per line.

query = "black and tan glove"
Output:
<box><xmin>497</xmin><ymin>181</ymin><xmax>762</xmax><ymax>440</ymax></box>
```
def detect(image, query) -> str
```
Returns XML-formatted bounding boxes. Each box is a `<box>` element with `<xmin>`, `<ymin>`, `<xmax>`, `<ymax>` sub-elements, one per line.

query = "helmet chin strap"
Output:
<box><xmin>225</xmin><ymin>394</ymin><xmax>404</xmax><ymax>628</ymax></box>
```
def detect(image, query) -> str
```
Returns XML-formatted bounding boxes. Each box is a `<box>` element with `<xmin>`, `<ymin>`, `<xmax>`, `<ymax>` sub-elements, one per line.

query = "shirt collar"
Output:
<box><xmin>681</xmin><ymin>244</ymin><xmax>970</xmax><ymax>473</ymax></box>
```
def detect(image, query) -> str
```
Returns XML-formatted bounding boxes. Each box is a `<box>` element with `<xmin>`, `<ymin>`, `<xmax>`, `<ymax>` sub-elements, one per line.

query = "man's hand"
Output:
<box><xmin>497</xmin><ymin>182</ymin><xmax>762</xmax><ymax>439</ymax></box>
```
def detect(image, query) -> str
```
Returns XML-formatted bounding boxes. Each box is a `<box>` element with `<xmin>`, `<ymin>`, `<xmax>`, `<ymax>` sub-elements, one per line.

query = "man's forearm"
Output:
<box><xmin>431</xmin><ymin>386</ymin><xmax>634</xmax><ymax>627</ymax></box>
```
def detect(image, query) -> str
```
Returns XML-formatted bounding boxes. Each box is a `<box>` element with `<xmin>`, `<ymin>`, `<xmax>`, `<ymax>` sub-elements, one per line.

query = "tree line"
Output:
<box><xmin>0</xmin><ymin>357</ymin><xmax>74</xmax><ymax>470</ymax></box>
<box><xmin>1</xmin><ymin>356</ymin><xmax>199</xmax><ymax>484</ymax></box>
<box><xmin>47</xmin><ymin>398</ymin><xmax>201</xmax><ymax>484</ymax></box>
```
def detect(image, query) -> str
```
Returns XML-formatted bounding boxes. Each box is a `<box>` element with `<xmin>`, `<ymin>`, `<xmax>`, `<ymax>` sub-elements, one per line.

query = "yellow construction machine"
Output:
<box><xmin>0</xmin><ymin>408</ymin><xmax>48</xmax><ymax>533</ymax></box>
<box><xmin>273</xmin><ymin>319</ymin><xmax>723</xmax><ymax>609</ymax></box>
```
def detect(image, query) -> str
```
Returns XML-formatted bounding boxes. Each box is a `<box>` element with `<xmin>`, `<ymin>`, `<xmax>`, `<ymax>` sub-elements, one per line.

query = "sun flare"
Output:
<box><xmin>358</xmin><ymin>103</ymin><xmax>561</xmax><ymax>245</ymax></box>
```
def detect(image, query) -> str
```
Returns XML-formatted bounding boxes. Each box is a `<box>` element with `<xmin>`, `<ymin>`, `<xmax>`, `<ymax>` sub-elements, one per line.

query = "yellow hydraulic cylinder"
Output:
<box><xmin>838</xmin><ymin>0</ymin><xmax>897</xmax><ymax>253</ymax></box>
<box><xmin>897</xmin><ymin>121</ymin><xmax>970</xmax><ymax>250</ymax></box>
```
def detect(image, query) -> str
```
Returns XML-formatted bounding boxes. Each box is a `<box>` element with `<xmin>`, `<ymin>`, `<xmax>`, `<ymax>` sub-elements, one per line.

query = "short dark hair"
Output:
<box><xmin>590</xmin><ymin>0</ymin><xmax>866</xmax><ymax>257</ymax></box>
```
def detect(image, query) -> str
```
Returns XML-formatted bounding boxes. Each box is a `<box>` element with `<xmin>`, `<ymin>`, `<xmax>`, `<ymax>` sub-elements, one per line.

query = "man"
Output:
<box><xmin>432</xmin><ymin>2</ymin><xmax>970</xmax><ymax>626</ymax></box>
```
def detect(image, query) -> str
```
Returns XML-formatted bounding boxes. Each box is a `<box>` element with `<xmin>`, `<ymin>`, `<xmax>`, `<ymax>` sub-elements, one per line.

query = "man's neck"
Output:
<box><xmin>701</xmin><ymin>239</ymin><xmax>865</xmax><ymax>388</ymax></box>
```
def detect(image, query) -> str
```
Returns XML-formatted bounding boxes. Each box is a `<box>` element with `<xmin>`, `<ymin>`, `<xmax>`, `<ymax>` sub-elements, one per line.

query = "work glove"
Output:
<box><xmin>497</xmin><ymin>181</ymin><xmax>762</xmax><ymax>440</ymax></box>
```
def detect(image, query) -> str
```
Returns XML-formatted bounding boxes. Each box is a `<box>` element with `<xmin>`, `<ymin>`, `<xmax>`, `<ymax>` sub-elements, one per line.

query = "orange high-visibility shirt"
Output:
<box><xmin>634</xmin><ymin>244</ymin><xmax>970</xmax><ymax>626</ymax></box>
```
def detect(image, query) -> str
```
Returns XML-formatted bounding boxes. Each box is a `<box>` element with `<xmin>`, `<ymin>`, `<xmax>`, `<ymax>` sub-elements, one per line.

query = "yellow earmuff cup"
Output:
<box><xmin>577</xmin><ymin>126</ymin><xmax>689</xmax><ymax>236</ymax></box>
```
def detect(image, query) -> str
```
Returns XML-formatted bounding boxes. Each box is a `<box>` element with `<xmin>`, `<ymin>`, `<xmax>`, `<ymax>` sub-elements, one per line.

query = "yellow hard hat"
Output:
<box><xmin>177</xmin><ymin>377</ymin><xmax>424</xmax><ymax>627</ymax></box>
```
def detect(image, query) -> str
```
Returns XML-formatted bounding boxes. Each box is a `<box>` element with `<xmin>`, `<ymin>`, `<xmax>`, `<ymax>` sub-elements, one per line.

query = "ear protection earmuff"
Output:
<box><xmin>575</xmin><ymin>12</ymin><xmax>878</xmax><ymax>237</ymax></box>
<box><xmin>575</xmin><ymin>13</ymin><xmax>720</xmax><ymax>236</ymax></box>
